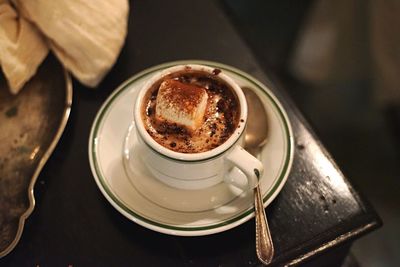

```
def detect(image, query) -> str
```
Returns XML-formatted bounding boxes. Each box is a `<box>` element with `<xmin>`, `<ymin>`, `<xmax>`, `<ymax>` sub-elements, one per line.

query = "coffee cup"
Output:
<box><xmin>133</xmin><ymin>64</ymin><xmax>264</xmax><ymax>190</ymax></box>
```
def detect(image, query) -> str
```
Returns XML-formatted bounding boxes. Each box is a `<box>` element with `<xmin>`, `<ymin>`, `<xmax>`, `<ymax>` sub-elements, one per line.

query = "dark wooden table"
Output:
<box><xmin>0</xmin><ymin>1</ymin><xmax>381</xmax><ymax>266</ymax></box>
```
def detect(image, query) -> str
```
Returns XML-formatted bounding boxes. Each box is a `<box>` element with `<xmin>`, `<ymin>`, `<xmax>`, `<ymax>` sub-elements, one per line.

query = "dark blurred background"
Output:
<box><xmin>221</xmin><ymin>1</ymin><xmax>400</xmax><ymax>266</ymax></box>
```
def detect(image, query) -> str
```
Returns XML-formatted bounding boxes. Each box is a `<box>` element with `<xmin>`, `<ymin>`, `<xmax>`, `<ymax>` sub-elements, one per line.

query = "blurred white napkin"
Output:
<box><xmin>0</xmin><ymin>0</ymin><xmax>128</xmax><ymax>94</ymax></box>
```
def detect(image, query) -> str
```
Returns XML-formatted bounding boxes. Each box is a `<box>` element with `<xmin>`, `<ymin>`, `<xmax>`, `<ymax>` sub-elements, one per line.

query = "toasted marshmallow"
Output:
<box><xmin>155</xmin><ymin>79</ymin><xmax>208</xmax><ymax>131</ymax></box>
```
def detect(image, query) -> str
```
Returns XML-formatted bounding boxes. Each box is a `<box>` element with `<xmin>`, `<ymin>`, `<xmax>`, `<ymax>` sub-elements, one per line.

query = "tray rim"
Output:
<box><xmin>0</xmin><ymin>64</ymin><xmax>73</xmax><ymax>258</ymax></box>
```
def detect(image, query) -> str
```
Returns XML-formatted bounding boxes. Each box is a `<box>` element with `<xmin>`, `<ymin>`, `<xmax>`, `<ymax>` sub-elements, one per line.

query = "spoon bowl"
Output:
<box><xmin>244</xmin><ymin>88</ymin><xmax>269</xmax><ymax>150</ymax></box>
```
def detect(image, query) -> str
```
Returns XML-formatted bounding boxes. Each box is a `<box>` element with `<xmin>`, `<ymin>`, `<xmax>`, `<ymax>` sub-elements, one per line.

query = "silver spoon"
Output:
<box><xmin>243</xmin><ymin>87</ymin><xmax>274</xmax><ymax>265</ymax></box>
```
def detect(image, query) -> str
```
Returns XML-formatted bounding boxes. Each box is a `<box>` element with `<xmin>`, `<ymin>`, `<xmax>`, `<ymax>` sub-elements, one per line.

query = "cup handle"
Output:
<box><xmin>224</xmin><ymin>146</ymin><xmax>264</xmax><ymax>190</ymax></box>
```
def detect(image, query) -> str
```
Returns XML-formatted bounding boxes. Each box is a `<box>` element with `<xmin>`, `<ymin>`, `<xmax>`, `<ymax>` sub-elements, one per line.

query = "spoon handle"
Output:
<box><xmin>254</xmin><ymin>185</ymin><xmax>274</xmax><ymax>265</ymax></box>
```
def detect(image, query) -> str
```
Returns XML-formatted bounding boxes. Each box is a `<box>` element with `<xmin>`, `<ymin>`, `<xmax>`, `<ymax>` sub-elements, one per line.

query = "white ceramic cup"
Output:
<box><xmin>133</xmin><ymin>64</ymin><xmax>264</xmax><ymax>191</ymax></box>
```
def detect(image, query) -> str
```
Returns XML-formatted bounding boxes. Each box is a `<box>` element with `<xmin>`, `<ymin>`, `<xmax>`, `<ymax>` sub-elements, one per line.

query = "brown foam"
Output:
<box><xmin>141</xmin><ymin>71</ymin><xmax>241</xmax><ymax>153</ymax></box>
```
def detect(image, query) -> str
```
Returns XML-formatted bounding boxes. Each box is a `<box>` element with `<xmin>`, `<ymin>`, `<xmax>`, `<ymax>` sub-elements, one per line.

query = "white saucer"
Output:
<box><xmin>88</xmin><ymin>60</ymin><xmax>294</xmax><ymax>236</ymax></box>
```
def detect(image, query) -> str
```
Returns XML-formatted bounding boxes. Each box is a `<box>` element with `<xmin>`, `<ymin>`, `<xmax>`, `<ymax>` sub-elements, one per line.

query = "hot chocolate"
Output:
<box><xmin>141</xmin><ymin>68</ymin><xmax>241</xmax><ymax>153</ymax></box>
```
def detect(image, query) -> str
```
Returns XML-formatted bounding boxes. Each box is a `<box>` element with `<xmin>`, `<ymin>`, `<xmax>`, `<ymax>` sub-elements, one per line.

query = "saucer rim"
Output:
<box><xmin>88</xmin><ymin>60</ymin><xmax>294</xmax><ymax>235</ymax></box>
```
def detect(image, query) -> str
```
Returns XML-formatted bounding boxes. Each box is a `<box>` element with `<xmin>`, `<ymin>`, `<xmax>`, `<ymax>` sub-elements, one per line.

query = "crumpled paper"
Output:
<box><xmin>0</xmin><ymin>0</ymin><xmax>129</xmax><ymax>94</ymax></box>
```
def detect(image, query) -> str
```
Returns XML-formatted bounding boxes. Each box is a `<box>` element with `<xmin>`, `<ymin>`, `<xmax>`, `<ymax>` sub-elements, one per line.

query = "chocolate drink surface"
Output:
<box><xmin>141</xmin><ymin>69</ymin><xmax>241</xmax><ymax>153</ymax></box>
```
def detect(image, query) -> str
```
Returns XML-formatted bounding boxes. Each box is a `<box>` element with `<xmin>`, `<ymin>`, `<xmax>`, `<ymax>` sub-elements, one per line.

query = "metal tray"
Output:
<box><xmin>0</xmin><ymin>55</ymin><xmax>72</xmax><ymax>257</ymax></box>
